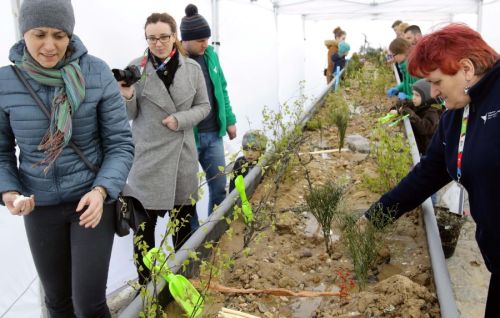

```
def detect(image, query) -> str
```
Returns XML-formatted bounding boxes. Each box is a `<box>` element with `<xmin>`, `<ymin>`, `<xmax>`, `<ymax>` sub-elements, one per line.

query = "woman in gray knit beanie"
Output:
<box><xmin>0</xmin><ymin>0</ymin><xmax>134</xmax><ymax>317</ymax></box>
<box><xmin>19</xmin><ymin>0</ymin><xmax>75</xmax><ymax>37</ymax></box>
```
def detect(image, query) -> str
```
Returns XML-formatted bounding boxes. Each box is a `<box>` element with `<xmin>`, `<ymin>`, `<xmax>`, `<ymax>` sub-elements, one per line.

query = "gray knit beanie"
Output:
<box><xmin>180</xmin><ymin>4</ymin><xmax>211</xmax><ymax>41</ymax></box>
<box><xmin>412</xmin><ymin>79</ymin><xmax>433</xmax><ymax>105</ymax></box>
<box><xmin>242</xmin><ymin>130</ymin><xmax>267</xmax><ymax>151</ymax></box>
<box><xmin>19</xmin><ymin>0</ymin><xmax>75</xmax><ymax>36</ymax></box>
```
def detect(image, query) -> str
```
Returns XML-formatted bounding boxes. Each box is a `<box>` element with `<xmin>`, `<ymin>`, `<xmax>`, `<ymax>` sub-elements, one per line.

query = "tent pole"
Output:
<box><xmin>301</xmin><ymin>14</ymin><xmax>306</xmax><ymax>41</ymax></box>
<box><xmin>476</xmin><ymin>0</ymin><xmax>483</xmax><ymax>32</ymax></box>
<box><xmin>11</xmin><ymin>0</ymin><xmax>21</xmax><ymax>41</ymax></box>
<box><xmin>211</xmin><ymin>0</ymin><xmax>220</xmax><ymax>54</ymax></box>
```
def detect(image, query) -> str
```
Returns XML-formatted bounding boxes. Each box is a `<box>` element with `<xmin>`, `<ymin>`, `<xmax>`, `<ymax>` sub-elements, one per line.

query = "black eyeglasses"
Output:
<box><xmin>145</xmin><ymin>34</ymin><xmax>172</xmax><ymax>44</ymax></box>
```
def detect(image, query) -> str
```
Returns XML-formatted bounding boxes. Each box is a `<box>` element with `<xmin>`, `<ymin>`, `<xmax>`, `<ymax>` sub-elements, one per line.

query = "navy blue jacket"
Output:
<box><xmin>331</xmin><ymin>53</ymin><xmax>346</xmax><ymax>72</ymax></box>
<box><xmin>366</xmin><ymin>60</ymin><xmax>500</xmax><ymax>273</ymax></box>
<box><xmin>0</xmin><ymin>36</ymin><xmax>134</xmax><ymax>206</ymax></box>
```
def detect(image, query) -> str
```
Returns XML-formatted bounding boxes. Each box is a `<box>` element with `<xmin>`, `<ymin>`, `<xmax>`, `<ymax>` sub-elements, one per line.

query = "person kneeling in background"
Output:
<box><xmin>332</xmin><ymin>41</ymin><xmax>350</xmax><ymax>73</ymax></box>
<box><xmin>400</xmin><ymin>79</ymin><xmax>441</xmax><ymax>155</ymax></box>
<box><xmin>229</xmin><ymin>130</ymin><xmax>267</xmax><ymax>193</ymax></box>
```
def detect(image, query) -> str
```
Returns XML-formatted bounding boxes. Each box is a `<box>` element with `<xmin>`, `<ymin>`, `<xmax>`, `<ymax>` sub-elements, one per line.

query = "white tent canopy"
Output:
<box><xmin>275</xmin><ymin>0</ymin><xmax>485</xmax><ymax>21</ymax></box>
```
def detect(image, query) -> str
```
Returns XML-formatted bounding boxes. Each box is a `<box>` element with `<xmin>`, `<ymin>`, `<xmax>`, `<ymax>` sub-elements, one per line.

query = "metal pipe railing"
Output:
<box><xmin>119</xmin><ymin>69</ymin><xmax>341</xmax><ymax>318</ymax></box>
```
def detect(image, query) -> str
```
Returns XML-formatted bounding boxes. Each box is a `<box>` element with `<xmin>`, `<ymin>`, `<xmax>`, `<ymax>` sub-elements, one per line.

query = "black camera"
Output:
<box><xmin>112</xmin><ymin>65</ymin><xmax>141</xmax><ymax>87</ymax></box>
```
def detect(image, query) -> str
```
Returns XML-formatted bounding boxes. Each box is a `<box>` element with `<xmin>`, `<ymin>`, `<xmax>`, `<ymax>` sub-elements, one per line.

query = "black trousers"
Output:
<box><xmin>24</xmin><ymin>202</ymin><xmax>115</xmax><ymax>318</ymax></box>
<box><xmin>485</xmin><ymin>273</ymin><xmax>500</xmax><ymax>317</ymax></box>
<box><xmin>133</xmin><ymin>204</ymin><xmax>196</xmax><ymax>285</ymax></box>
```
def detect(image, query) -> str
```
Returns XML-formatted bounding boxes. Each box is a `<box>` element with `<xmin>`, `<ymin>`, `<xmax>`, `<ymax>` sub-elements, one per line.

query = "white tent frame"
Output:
<box><xmin>271</xmin><ymin>0</ymin><xmax>494</xmax><ymax>29</ymax></box>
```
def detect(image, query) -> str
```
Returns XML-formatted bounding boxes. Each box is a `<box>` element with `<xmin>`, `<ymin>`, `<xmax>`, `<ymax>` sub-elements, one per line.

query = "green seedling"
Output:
<box><xmin>143</xmin><ymin>248</ymin><xmax>204</xmax><ymax>317</ymax></box>
<box><xmin>235</xmin><ymin>175</ymin><xmax>253</xmax><ymax>223</ymax></box>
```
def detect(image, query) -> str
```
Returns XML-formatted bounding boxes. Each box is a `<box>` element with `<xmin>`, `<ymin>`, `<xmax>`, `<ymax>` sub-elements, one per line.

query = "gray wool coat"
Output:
<box><xmin>124</xmin><ymin>53</ymin><xmax>210</xmax><ymax>210</ymax></box>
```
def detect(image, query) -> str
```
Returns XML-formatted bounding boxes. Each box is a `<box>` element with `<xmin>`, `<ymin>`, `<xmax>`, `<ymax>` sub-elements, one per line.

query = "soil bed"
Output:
<box><xmin>193</xmin><ymin>77</ymin><xmax>441</xmax><ymax>318</ymax></box>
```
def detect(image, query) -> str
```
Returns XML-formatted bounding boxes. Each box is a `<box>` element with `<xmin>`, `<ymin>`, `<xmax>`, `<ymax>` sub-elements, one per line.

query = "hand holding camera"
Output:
<box><xmin>112</xmin><ymin>65</ymin><xmax>141</xmax><ymax>87</ymax></box>
<box><xmin>112</xmin><ymin>65</ymin><xmax>141</xmax><ymax>100</ymax></box>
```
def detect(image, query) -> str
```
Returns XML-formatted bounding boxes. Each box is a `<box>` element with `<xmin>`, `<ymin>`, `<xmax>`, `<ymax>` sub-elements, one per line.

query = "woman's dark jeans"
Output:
<box><xmin>24</xmin><ymin>202</ymin><xmax>115</xmax><ymax>318</ymax></box>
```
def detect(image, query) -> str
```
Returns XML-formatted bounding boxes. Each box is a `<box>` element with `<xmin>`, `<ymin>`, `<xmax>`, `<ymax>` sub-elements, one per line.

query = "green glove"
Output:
<box><xmin>234</xmin><ymin>175</ymin><xmax>253</xmax><ymax>223</ymax></box>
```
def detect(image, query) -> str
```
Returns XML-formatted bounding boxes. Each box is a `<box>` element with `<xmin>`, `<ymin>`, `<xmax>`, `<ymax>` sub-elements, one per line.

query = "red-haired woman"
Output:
<box><xmin>362</xmin><ymin>23</ymin><xmax>500</xmax><ymax>317</ymax></box>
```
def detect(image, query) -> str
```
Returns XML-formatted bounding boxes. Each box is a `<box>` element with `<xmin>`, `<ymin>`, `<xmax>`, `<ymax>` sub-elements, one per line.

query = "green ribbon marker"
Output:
<box><xmin>378</xmin><ymin>112</ymin><xmax>397</xmax><ymax>124</ymax></box>
<box><xmin>234</xmin><ymin>175</ymin><xmax>253</xmax><ymax>223</ymax></box>
<box><xmin>388</xmin><ymin>114</ymin><xmax>410</xmax><ymax>127</ymax></box>
<box><xmin>143</xmin><ymin>248</ymin><xmax>204</xmax><ymax>317</ymax></box>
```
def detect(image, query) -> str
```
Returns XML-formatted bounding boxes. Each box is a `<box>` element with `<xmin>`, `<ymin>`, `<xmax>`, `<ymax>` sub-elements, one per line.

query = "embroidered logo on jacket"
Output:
<box><xmin>481</xmin><ymin>109</ymin><xmax>500</xmax><ymax>124</ymax></box>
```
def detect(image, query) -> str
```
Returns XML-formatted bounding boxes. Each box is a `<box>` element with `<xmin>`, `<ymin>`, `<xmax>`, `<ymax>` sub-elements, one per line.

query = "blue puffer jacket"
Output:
<box><xmin>0</xmin><ymin>36</ymin><xmax>134</xmax><ymax>206</ymax></box>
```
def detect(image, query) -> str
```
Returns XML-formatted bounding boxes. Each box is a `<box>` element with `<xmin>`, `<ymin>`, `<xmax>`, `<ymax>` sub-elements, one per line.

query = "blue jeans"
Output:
<box><xmin>198</xmin><ymin>131</ymin><xmax>227</xmax><ymax>216</ymax></box>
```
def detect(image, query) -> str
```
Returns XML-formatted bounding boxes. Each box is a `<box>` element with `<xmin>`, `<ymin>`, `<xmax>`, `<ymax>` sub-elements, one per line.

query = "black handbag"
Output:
<box><xmin>11</xmin><ymin>65</ymin><xmax>145</xmax><ymax>236</ymax></box>
<box><xmin>116</xmin><ymin>194</ymin><xmax>148</xmax><ymax>235</ymax></box>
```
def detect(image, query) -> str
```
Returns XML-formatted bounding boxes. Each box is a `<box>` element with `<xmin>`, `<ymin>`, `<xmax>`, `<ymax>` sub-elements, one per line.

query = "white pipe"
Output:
<box><xmin>402</xmin><ymin>118</ymin><xmax>459</xmax><ymax>318</ymax></box>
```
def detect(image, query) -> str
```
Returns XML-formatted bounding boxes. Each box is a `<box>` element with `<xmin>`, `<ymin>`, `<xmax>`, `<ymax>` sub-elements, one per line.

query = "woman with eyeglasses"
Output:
<box><xmin>0</xmin><ymin>0</ymin><xmax>134</xmax><ymax>316</ymax></box>
<box><xmin>118</xmin><ymin>12</ymin><xmax>210</xmax><ymax>288</ymax></box>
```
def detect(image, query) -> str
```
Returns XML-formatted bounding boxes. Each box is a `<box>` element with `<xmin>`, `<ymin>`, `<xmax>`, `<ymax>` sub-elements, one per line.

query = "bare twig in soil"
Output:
<box><xmin>218</xmin><ymin>307</ymin><xmax>261</xmax><ymax>318</ymax></box>
<box><xmin>193</xmin><ymin>281</ymin><xmax>342</xmax><ymax>298</ymax></box>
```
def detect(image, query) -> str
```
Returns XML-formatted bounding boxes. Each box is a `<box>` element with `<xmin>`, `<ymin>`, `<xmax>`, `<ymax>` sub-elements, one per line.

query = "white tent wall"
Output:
<box><xmin>0</xmin><ymin>212</ymin><xmax>42</xmax><ymax>317</ymax></box>
<box><xmin>216</xmin><ymin>0</ymin><xmax>280</xmax><ymax>135</ymax></box>
<box><xmin>276</xmin><ymin>14</ymin><xmax>308</xmax><ymax>107</ymax></box>
<box><xmin>482</xmin><ymin>1</ymin><xmax>500</xmax><ymax>50</ymax></box>
<box><xmin>1</xmin><ymin>2</ymin><xmax>17</xmax><ymax>66</ymax></box>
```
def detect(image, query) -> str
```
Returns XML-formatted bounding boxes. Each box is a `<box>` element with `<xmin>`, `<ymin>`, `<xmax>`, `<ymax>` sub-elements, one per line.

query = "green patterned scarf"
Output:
<box><xmin>17</xmin><ymin>50</ymin><xmax>85</xmax><ymax>172</ymax></box>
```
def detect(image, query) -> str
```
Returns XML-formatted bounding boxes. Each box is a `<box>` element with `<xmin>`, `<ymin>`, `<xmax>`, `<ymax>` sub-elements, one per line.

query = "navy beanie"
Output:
<box><xmin>19</xmin><ymin>0</ymin><xmax>75</xmax><ymax>36</ymax></box>
<box><xmin>180</xmin><ymin>4</ymin><xmax>211</xmax><ymax>41</ymax></box>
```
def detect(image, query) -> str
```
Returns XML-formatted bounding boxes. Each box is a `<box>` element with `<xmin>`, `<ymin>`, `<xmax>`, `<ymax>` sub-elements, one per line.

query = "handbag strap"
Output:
<box><xmin>10</xmin><ymin>65</ymin><xmax>99</xmax><ymax>174</ymax></box>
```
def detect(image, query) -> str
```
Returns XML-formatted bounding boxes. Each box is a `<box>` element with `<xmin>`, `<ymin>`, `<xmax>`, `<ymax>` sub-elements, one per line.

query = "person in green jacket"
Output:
<box><xmin>180</xmin><ymin>4</ymin><xmax>237</xmax><ymax>218</ymax></box>
<box><xmin>386</xmin><ymin>38</ymin><xmax>420</xmax><ymax>100</ymax></box>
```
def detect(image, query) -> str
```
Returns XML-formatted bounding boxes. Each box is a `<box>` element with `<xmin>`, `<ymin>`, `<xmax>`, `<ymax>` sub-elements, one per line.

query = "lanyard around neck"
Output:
<box><xmin>457</xmin><ymin>104</ymin><xmax>470</xmax><ymax>183</ymax></box>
